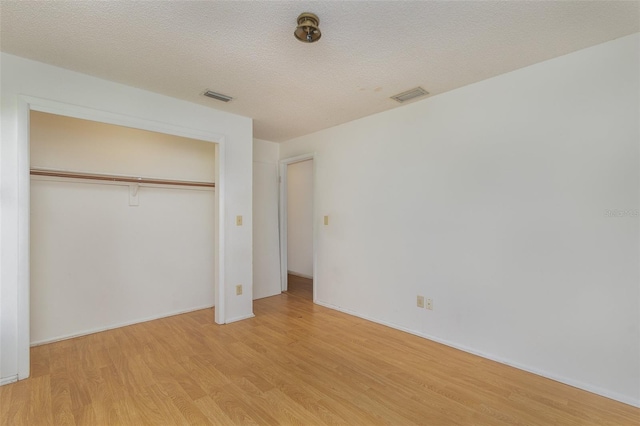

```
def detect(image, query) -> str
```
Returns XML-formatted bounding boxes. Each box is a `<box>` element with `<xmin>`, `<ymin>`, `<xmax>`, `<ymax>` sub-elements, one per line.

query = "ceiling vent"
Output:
<box><xmin>390</xmin><ymin>87</ymin><xmax>429</xmax><ymax>103</ymax></box>
<box><xmin>203</xmin><ymin>90</ymin><xmax>233</xmax><ymax>103</ymax></box>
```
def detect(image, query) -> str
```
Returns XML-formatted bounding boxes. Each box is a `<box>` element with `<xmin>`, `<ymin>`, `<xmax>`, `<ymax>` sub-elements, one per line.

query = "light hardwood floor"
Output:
<box><xmin>1</xmin><ymin>285</ymin><xmax>638</xmax><ymax>425</ymax></box>
<box><xmin>285</xmin><ymin>274</ymin><xmax>313</xmax><ymax>301</ymax></box>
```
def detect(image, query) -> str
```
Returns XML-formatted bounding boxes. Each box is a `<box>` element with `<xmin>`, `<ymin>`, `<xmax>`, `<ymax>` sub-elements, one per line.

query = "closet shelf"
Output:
<box><xmin>30</xmin><ymin>168</ymin><xmax>215</xmax><ymax>188</ymax></box>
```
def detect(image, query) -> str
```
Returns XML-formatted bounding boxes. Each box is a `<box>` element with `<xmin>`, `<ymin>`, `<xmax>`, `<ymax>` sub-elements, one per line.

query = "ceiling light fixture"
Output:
<box><xmin>294</xmin><ymin>12</ymin><xmax>321</xmax><ymax>43</ymax></box>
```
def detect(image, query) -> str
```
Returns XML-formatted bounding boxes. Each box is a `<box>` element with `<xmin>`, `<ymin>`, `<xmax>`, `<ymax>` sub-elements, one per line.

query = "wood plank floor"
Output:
<box><xmin>285</xmin><ymin>274</ymin><xmax>313</xmax><ymax>300</ymax></box>
<box><xmin>1</xmin><ymin>287</ymin><xmax>639</xmax><ymax>425</ymax></box>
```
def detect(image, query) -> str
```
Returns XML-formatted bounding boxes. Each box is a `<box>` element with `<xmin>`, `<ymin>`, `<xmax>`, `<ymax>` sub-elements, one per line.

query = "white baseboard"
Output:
<box><xmin>287</xmin><ymin>270</ymin><xmax>313</xmax><ymax>280</ymax></box>
<box><xmin>225</xmin><ymin>313</ymin><xmax>255</xmax><ymax>324</ymax></box>
<box><xmin>30</xmin><ymin>304</ymin><xmax>215</xmax><ymax>346</ymax></box>
<box><xmin>314</xmin><ymin>300</ymin><xmax>640</xmax><ymax>409</ymax></box>
<box><xmin>253</xmin><ymin>291</ymin><xmax>281</xmax><ymax>301</ymax></box>
<box><xmin>0</xmin><ymin>375</ymin><xmax>18</xmax><ymax>386</ymax></box>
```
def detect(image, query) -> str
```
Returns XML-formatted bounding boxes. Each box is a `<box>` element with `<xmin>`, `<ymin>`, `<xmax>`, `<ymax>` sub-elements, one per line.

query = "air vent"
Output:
<box><xmin>390</xmin><ymin>87</ymin><xmax>429</xmax><ymax>103</ymax></box>
<box><xmin>203</xmin><ymin>90</ymin><xmax>233</xmax><ymax>103</ymax></box>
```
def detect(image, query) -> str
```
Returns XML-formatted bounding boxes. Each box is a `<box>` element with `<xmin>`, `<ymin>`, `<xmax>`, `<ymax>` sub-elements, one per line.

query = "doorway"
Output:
<box><xmin>29</xmin><ymin>111</ymin><xmax>217</xmax><ymax>345</ymax></box>
<box><xmin>15</xmin><ymin>96</ymin><xmax>227</xmax><ymax>380</ymax></box>
<box><xmin>279</xmin><ymin>154</ymin><xmax>316</xmax><ymax>301</ymax></box>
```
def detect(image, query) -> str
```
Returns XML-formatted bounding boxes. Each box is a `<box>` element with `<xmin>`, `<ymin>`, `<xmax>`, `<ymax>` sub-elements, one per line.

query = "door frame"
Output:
<box><xmin>15</xmin><ymin>96</ymin><xmax>227</xmax><ymax>380</ymax></box>
<box><xmin>278</xmin><ymin>153</ymin><xmax>317</xmax><ymax>301</ymax></box>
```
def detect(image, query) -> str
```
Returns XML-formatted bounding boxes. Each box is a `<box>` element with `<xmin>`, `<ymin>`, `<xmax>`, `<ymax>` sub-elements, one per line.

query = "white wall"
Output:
<box><xmin>280</xmin><ymin>34</ymin><xmax>640</xmax><ymax>406</ymax></box>
<box><xmin>287</xmin><ymin>160</ymin><xmax>314</xmax><ymax>277</ymax></box>
<box><xmin>1</xmin><ymin>53</ymin><xmax>253</xmax><ymax>384</ymax></box>
<box><xmin>253</xmin><ymin>138</ymin><xmax>281</xmax><ymax>299</ymax></box>
<box><xmin>30</xmin><ymin>111</ymin><xmax>217</xmax><ymax>181</ymax></box>
<box><xmin>30</xmin><ymin>112</ymin><xmax>216</xmax><ymax>344</ymax></box>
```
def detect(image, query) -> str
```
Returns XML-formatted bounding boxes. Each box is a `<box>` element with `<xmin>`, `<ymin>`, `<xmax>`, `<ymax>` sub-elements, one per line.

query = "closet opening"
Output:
<box><xmin>28</xmin><ymin>110</ymin><xmax>220</xmax><ymax>347</ymax></box>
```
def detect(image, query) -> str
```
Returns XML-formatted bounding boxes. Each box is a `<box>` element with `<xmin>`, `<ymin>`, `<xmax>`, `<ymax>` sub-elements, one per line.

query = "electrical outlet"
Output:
<box><xmin>324</xmin><ymin>215</ymin><xmax>329</xmax><ymax>225</ymax></box>
<box><xmin>417</xmin><ymin>295</ymin><xmax>425</xmax><ymax>308</ymax></box>
<box><xmin>426</xmin><ymin>298</ymin><xmax>433</xmax><ymax>310</ymax></box>
<box><xmin>236</xmin><ymin>215</ymin><xmax>243</xmax><ymax>226</ymax></box>
<box><xmin>236</xmin><ymin>285</ymin><xmax>243</xmax><ymax>295</ymax></box>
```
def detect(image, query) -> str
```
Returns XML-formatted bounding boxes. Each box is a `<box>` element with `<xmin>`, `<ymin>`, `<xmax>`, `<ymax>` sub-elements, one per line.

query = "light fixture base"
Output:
<box><xmin>294</xmin><ymin>12</ymin><xmax>321</xmax><ymax>43</ymax></box>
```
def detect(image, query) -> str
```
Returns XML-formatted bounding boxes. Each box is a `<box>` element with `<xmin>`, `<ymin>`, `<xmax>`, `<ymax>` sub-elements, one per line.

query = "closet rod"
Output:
<box><xmin>30</xmin><ymin>168</ymin><xmax>215</xmax><ymax>188</ymax></box>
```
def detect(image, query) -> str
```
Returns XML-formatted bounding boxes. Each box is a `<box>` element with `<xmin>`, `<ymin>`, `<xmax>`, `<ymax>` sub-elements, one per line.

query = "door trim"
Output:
<box><xmin>279</xmin><ymin>154</ymin><xmax>316</xmax><ymax>301</ymax></box>
<box><xmin>16</xmin><ymin>96</ymin><xmax>228</xmax><ymax>379</ymax></box>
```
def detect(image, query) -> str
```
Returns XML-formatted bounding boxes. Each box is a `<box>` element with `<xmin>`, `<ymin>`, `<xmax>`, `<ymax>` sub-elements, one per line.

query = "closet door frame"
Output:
<box><xmin>15</xmin><ymin>96</ymin><xmax>227</xmax><ymax>379</ymax></box>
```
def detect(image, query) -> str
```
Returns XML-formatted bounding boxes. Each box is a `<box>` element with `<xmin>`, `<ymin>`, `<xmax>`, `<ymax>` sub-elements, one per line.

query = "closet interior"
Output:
<box><xmin>29</xmin><ymin>111</ymin><xmax>217</xmax><ymax>345</ymax></box>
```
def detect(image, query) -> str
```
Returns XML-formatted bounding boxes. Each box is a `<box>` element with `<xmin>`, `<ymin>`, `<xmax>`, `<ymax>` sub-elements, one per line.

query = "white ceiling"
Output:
<box><xmin>1</xmin><ymin>1</ymin><xmax>638</xmax><ymax>142</ymax></box>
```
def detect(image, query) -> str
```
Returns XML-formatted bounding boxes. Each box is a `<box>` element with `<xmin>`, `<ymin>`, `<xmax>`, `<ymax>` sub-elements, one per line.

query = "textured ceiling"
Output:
<box><xmin>1</xmin><ymin>1</ymin><xmax>638</xmax><ymax>142</ymax></box>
